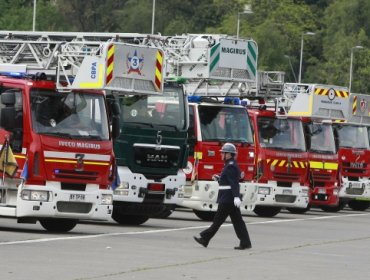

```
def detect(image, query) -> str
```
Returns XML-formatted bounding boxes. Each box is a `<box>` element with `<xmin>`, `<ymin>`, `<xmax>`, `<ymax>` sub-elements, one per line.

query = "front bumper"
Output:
<box><xmin>178</xmin><ymin>180</ymin><xmax>257</xmax><ymax>213</ymax></box>
<box><xmin>251</xmin><ymin>181</ymin><xmax>310</xmax><ymax>209</ymax></box>
<box><xmin>339</xmin><ymin>178</ymin><xmax>370</xmax><ymax>200</ymax></box>
<box><xmin>113</xmin><ymin>167</ymin><xmax>186</xmax><ymax>205</ymax></box>
<box><xmin>15</xmin><ymin>182</ymin><xmax>113</xmax><ymax>221</ymax></box>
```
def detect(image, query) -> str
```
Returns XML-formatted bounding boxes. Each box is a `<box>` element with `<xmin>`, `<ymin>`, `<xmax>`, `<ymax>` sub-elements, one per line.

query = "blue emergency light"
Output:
<box><xmin>224</xmin><ymin>97</ymin><xmax>241</xmax><ymax>105</ymax></box>
<box><xmin>0</xmin><ymin>64</ymin><xmax>27</xmax><ymax>78</ymax></box>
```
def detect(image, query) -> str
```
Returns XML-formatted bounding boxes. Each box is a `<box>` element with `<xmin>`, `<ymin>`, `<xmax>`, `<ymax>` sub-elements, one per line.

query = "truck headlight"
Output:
<box><xmin>301</xmin><ymin>188</ymin><xmax>309</xmax><ymax>197</ymax></box>
<box><xmin>116</xmin><ymin>181</ymin><xmax>129</xmax><ymax>189</ymax></box>
<box><xmin>21</xmin><ymin>190</ymin><xmax>50</xmax><ymax>202</ymax></box>
<box><xmin>101</xmin><ymin>194</ymin><xmax>113</xmax><ymax>205</ymax></box>
<box><xmin>258</xmin><ymin>187</ymin><xmax>271</xmax><ymax>195</ymax></box>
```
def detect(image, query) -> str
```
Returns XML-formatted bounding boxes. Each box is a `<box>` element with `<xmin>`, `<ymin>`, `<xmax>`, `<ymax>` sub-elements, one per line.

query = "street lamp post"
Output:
<box><xmin>236</xmin><ymin>5</ymin><xmax>253</xmax><ymax>39</ymax></box>
<box><xmin>32</xmin><ymin>0</ymin><xmax>37</xmax><ymax>31</ymax></box>
<box><xmin>349</xmin><ymin>45</ymin><xmax>364</xmax><ymax>92</ymax></box>
<box><xmin>298</xmin><ymin>31</ymin><xmax>315</xmax><ymax>83</ymax></box>
<box><xmin>151</xmin><ymin>0</ymin><xmax>156</xmax><ymax>34</ymax></box>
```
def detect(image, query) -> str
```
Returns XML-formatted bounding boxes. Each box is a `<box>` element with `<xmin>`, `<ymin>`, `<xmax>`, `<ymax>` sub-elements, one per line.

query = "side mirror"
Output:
<box><xmin>1</xmin><ymin>90</ymin><xmax>16</xmax><ymax>106</ymax></box>
<box><xmin>333</xmin><ymin>127</ymin><xmax>339</xmax><ymax>152</ymax></box>
<box><xmin>0</xmin><ymin>91</ymin><xmax>16</xmax><ymax>130</ymax></box>
<box><xmin>110</xmin><ymin>101</ymin><xmax>121</xmax><ymax>116</ymax></box>
<box><xmin>303</xmin><ymin>124</ymin><xmax>311</xmax><ymax>151</ymax></box>
<box><xmin>111</xmin><ymin>115</ymin><xmax>120</xmax><ymax>139</ymax></box>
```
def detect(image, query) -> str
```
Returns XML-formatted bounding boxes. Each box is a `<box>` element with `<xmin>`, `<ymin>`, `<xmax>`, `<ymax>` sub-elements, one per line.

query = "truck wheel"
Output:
<box><xmin>193</xmin><ymin>210</ymin><xmax>216</xmax><ymax>221</ymax></box>
<box><xmin>253</xmin><ymin>206</ymin><xmax>281</xmax><ymax>217</ymax></box>
<box><xmin>153</xmin><ymin>208</ymin><xmax>173</xmax><ymax>219</ymax></box>
<box><xmin>320</xmin><ymin>201</ymin><xmax>346</xmax><ymax>212</ymax></box>
<box><xmin>39</xmin><ymin>218</ymin><xmax>77</xmax><ymax>233</ymax></box>
<box><xmin>347</xmin><ymin>200</ymin><xmax>370</xmax><ymax>211</ymax></box>
<box><xmin>286</xmin><ymin>204</ymin><xmax>311</xmax><ymax>214</ymax></box>
<box><xmin>112</xmin><ymin>211</ymin><xmax>149</xmax><ymax>225</ymax></box>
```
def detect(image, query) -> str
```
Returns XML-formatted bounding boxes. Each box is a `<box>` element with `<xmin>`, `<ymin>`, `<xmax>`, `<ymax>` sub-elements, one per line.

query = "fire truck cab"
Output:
<box><xmin>168</xmin><ymin>34</ymin><xmax>260</xmax><ymax>220</ymax></box>
<box><xmin>0</xmin><ymin>31</ymin><xmax>162</xmax><ymax>231</ymax></box>
<box><xmin>285</xmin><ymin>83</ymin><xmax>350</xmax><ymax>212</ymax></box>
<box><xmin>335</xmin><ymin>93</ymin><xmax>370</xmax><ymax>211</ymax></box>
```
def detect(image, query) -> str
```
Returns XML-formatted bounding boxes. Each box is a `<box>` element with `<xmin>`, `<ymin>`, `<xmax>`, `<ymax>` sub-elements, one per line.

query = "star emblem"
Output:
<box><xmin>127</xmin><ymin>50</ymin><xmax>144</xmax><ymax>75</ymax></box>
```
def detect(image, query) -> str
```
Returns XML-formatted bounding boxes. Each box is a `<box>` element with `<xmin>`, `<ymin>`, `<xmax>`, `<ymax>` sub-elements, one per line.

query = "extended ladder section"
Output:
<box><xmin>143</xmin><ymin>34</ymin><xmax>258</xmax><ymax>97</ymax></box>
<box><xmin>249</xmin><ymin>71</ymin><xmax>285</xmax><ymax>98</ymax></box>
<box><xmin>348</xmin><ymin>93</ymin><xmax>370</xmax><ymax>125</ymax></box>
<box><xmin>0</xmin><ymin>31</ymin><xmax>164</xmax><ymax>94</ymax></box>
<box><xmin>284</xmin><ymin>83</ymin><xmax>350</xmax><ymax>121</ymax></box>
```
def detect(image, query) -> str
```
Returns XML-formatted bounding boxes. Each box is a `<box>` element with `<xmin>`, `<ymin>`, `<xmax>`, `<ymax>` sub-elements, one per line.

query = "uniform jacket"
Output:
<box><xmin>217</xmin><ymin>158</ymin><xmax>241</xmax><ymax>204</ymax></box>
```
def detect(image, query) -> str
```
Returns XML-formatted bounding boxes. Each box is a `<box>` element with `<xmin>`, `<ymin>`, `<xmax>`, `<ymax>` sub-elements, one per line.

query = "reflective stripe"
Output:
<box><xmin>219</xmin><ymin>186</ymin><xmax>231</xmax><ymax>190</ymax></box>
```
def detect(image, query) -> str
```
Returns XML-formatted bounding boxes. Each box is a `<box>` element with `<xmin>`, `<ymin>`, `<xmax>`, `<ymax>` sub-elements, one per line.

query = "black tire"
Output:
<box><xmin>39</xmin><ymin>218</ymin><xmax>77</xmax><ymax>233</ymax></box>
<box><xmin>193</xmin><ymin>210</ymin><xmax>216</xmax><ymax>221</ymax></box>
<box><xmin>112</xmin><ymin>210</ymin><xmax>149</xmax><ymax>225</ymax></box>
<box><xmin>347</xmin><ymin>200</ymin><xmax>370</xmax><ymax>211</ymax></box>
<box><xmin>153</xmin><ymin>208</ymin><xmax>173</xmax><ymax>219</ymax></box>
<box><xmin>253</xmin><ymin>206</ymin><xmax>281</xmax><ymax>217</ymax></box>
<box><xmin>286</xmin><ymin>204</ymin><xmax>311</xmax><ymax>214</ymax></box>
<box><xmin>320</xmin><ymin>201</ymin><xmax>346</xmax><ymax>212</ymax></box>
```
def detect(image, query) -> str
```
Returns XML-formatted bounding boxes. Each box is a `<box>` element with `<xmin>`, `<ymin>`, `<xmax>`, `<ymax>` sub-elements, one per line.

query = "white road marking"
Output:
<box><xmin>1</xmin><ymin>212</ymin><xmax>369</xmax><ymax>246</ymax></box>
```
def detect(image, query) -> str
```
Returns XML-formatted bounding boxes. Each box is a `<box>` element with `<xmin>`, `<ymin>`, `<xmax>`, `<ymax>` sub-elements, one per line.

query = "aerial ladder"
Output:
<box><xmin>0</xmin><ymin>31</ymin><xmax>164</xmax><ymax>231</ymax></box>
<box><xmin>141</xmin><ymin>33</ymin><xmax>259</xmax><ymax>220</ymax></box>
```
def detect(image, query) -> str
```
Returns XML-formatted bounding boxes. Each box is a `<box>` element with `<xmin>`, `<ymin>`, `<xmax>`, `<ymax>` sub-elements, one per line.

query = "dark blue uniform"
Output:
<box><xmin>217</xmin><ymin>159</ymin><xmax>241</xmax><ymax>204</ymax></box>
<box><xmin>199</xmin><ymin>158</ymin><xmax>252</xmax><ymax>248</ymax></box>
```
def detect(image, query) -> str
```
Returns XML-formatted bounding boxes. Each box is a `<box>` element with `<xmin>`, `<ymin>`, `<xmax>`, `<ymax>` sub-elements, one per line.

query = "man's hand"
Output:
<box><xmin>212</xmin><ymin>174</ymin><xmax>220</xmax><ymax>181</ymax></box>
<box><xmin>234</xmin><ymin>197</ymin><xmax>241</xmax><ymax>208</ymax></box>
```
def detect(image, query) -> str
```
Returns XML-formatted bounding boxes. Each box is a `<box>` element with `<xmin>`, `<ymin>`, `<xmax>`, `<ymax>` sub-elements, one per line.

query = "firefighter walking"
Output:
<box><xmin>193</xmin><ymin>143</ymin><xmax>252</xmax><ymax>250</ymax></box>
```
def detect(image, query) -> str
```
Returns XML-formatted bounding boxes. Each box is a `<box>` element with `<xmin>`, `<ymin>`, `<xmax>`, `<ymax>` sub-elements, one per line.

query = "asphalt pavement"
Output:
<box><xmin>1</xmin><ymin>208</ymin><xmax>370</xmax><ymax>280</ymax></box>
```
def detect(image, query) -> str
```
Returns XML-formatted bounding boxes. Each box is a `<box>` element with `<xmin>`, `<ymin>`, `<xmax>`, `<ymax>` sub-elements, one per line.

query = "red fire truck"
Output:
<box><xmin>0</xmin><ymin>31</ymin><xmax>162</xmax><ymax>231</ymax></box>
<box><xmin>285</xmin><ymin>83</ymin><xmax>350</xmax><ymax>212</ymax></box>
<box><xmin>246</xmin><ymin>72</ymin><xmax>310</xmax><ymax>217</ymax></box>
<box><xmin>335</xmin><ymin>93</ymin><xmax>370</xmax><ymax>211</ymax></box>
<box><xmin>162</xmin><ymin>34</ymin><xmax>259</xmax><ymax>220</ymax></box>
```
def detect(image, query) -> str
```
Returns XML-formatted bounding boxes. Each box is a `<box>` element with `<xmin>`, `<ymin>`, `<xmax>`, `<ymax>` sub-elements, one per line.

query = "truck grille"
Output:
<box><xmin>342</xmin><ymin>162</ymin><xmax>367</xmax><ymax>175</ymax></box>
<box><xmin>134</xmin><ymin>145</ymin><xmax>180</xmax><ymax>169</ymax></box>
<box><xmin>312</xmin><ymin>173</ymin><xmax>332</xmax><ymax>181</ymax></box>
<box><xmin>275</xmin><ymin>195</ymin><xmax>296</xmax><ymax>203</ymax></box>
<box><xmin>273</xmin><ymin>172</ymin><xmax>300</xmax><ymax>181</ymax></box>
<box><xmin>54</xmin><ymin>169</ymin><xmax>99</xmax><ymax>180</ymax></box>
<box><xmin>345</xmin><ymin>188</ymin><xmax>365</xmax><ymax>195</ymax></box>
<box><xmin>56</xmin><ymin>202</ymin><xmax>92</xmax><ymax>213</ymax></box>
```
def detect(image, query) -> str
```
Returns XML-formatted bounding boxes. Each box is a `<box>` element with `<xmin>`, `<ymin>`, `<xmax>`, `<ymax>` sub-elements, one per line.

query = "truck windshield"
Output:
<box><xmin>119</xmin><ymin>85</ymin><xmax>186</xmax><ymax>131</ymax></box>
<box><xmin>31</xmin><ymin>89</ymin><xmax>109</xmax><ymax>140</ymax></box>
<box><xmin>308</xmin><ymin>123</ymin><xmax>336</xmax><ymax>154</ymax></box>
<box><xmin>336</xmin><ymin>124</ymin><xmax>369</xmax><ymax>149</ymax></box>
<box><xmin>198</xmin><ymin>106</ymin><xmax>253</xmax><ymax>143</ymax></box>
<box><xmin>257</xmin><ymin>117</ymin><xmax>306</xmax><ymax>151</ymax></box>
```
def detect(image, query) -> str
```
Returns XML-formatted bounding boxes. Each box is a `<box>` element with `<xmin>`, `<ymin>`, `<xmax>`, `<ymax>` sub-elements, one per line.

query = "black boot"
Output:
<box><xmin>193</xmin><ymin>236</ymin><xmax>209</xmax><ymax>248</ymax></box>
<box><xmin>234</xmin><ymin>244</ymin><xmax>252</xmax><ymax>250</ymax></box>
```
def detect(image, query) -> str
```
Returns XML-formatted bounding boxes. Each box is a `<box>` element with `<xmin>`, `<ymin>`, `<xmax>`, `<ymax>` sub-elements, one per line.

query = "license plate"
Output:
<box><xmin>350</xmin><ymin>182</ymin><xmax>362</xmax><ymax>188</ymax></box>
<box><xmin>283</xmin><ymin>189</ymin><xmax>292</xmax><ymax>195</ymax></box>
<box><xmin>318</xmin><ymin>188</ymin><xmax>326</xmax><ymax>194</ymax></box>
<box><xmin>70</xmin><ymin>194</ymin><xmax>86</xmax><ymax>201</ymax></box>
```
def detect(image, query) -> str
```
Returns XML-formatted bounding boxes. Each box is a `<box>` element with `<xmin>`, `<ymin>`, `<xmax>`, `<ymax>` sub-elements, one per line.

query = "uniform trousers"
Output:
<box><xmin>200</xmin><ymin>203</ymin><xmax>251</xmax><ymax>246</ymax></box>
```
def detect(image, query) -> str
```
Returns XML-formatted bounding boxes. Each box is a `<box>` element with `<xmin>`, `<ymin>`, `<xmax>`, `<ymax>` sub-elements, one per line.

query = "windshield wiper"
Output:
<box><xmin>39</xmin><ymin>132</ymin><xmax>73</xmax><ymax>139</ymax></box>
<box><xmin>155</xmin><ymin>124</ymin><xmax>179</xmax><ymax>131</ymax></box>
<box><xmin>309</xmin><ymin>149</ymin><xmax>335</xmax><ymax>154</ymax></box>
<box><xmin>127</xmin><ymin>122</ymin><xmax>154</xmax><ymax>128</ymax></box>
<box><xmin>73</xmin><ymin>134</ymin><xmax>103</xmax><ymax>140</ymax></box>
<box><xmin>269</xmin><ymin>147</ymin><xmax>304</xmax><ymax>152</ymax></box>
<box><xmin>283</xmin><ymin>148</ymin><xmax>305</xmax><ymax>152</ymax></box>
